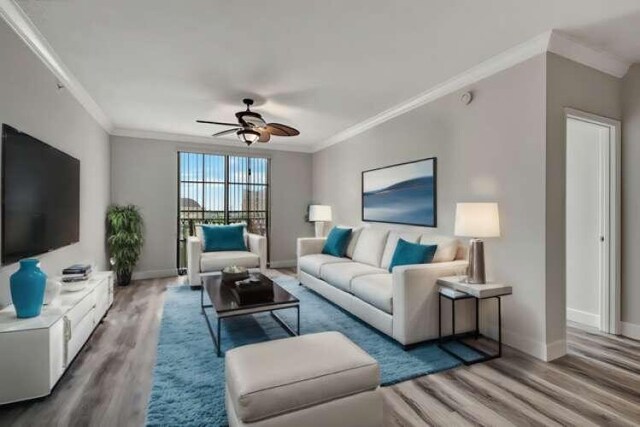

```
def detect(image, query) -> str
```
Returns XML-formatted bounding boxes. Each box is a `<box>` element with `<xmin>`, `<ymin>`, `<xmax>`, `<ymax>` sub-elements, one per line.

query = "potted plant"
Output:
<box><xmin>106</xmin><ymin>204</ymin><xmax>144</xmax><ymax>286</ymax></box>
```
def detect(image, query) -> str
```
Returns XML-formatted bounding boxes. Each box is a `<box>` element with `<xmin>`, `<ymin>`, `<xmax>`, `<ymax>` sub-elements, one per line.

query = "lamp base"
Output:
<box><xmin>314</xmin><ymin>222</ymin><xmax>325</xmax><ymax>238</ymax></box>
<box><xmin>466</xmin><ymin>239</ymin><xmax>486</xmax><ymax>284</ymax></box>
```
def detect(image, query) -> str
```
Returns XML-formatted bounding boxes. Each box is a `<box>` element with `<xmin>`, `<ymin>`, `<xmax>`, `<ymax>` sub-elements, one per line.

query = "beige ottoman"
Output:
<box><xmin>225</xmin><ymin>331</ymin><xmax>383</xmax><ymax>427</ymax></box>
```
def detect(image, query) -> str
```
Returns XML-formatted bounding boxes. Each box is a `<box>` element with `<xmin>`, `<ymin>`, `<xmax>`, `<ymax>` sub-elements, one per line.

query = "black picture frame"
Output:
<box><xmin>361</xmin><ymin>157</ymin><xmax>437</xmax><ymax>227</ymax></box>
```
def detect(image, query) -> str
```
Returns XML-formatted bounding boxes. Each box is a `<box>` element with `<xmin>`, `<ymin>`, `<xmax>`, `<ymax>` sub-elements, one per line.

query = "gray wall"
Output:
<box><xmin>545</xmin><ymin>53</ymin><xmax>622</xmax><ymax>347</ymax></box>
<box><xmin>622</xmin><ymin>64</ymin><xmax>640</xmax><ymax>326</ymax></box>
<box><xmin>0</xmin><ymin>20</ymin><xmax>110</xmax><ymax>307</ymax></box>
<box><xmin>110</xmin><ymin>136</ymin><xmax>313</xmax><ymax>276</ymax></box>
<box><xmin>313</xmin><ymin>55</ymin><xmax>549</xmax><ymax>358</ymax></box>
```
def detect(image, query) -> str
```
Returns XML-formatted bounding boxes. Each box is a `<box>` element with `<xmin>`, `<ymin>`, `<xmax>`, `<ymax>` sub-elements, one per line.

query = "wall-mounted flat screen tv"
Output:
<box><xmin>2</xmin><ymin>124</ymin><xmax>80</xmax><ymax>265</ymax></box>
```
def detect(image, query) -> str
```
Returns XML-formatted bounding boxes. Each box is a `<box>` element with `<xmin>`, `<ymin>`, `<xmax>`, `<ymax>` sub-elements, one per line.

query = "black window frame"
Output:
<box><xmin>176</xmin><ymin>151</ymin><xmax>270</xmax><ymax>271</ymax></box>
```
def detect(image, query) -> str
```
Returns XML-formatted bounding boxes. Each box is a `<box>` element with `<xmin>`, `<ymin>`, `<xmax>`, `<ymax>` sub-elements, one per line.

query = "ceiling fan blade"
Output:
<box><xmin>266</xmin><ymin>123</ymin><xmax>300</xmax><ymax>137</ymax></box>
<box><xmin>212</xmin><ymin>128</ymin><xmax>241</xmax><ymax>137</ymax></box>
<box><xmin>257</xmin><ymin>129</ymin><xmax>271</xmax><ymax>143</ymax></box>
<box><xmin>197</xmin><ymin>120</ymin><xmax>239</xmax><ymax>127</ymax></box>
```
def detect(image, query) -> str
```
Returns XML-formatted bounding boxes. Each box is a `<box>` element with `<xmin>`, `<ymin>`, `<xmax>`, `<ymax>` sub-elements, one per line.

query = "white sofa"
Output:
<box><xmin>187</xmin><ymin>225</ymin><xmax>267</xmax><ymax>287</ymax></box>
<box><xmin>297</xmin><ymin>226</ymin><xmax>471</xmax><ymax>346</ymax></box>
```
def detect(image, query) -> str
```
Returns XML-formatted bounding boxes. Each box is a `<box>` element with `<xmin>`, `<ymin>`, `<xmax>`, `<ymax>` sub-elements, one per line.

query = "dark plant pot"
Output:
<box><xmin>116</xmin><ymin>270</ymin><xmax>132</xmax><ymax>286</ymax></box>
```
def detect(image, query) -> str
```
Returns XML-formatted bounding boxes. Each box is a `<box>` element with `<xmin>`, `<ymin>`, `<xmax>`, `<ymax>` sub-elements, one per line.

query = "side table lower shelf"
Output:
<box><xmin>437</xmin><ymin>277</ymin><xmax>512</xmax><ymax>366</ymax></box>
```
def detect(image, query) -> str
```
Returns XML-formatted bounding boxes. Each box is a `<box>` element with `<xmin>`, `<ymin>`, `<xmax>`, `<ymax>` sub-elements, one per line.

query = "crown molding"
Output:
<box><xmin>313</xmin><ymin>30</ymin><xmax>632</xmax><ymax>153</ymax></box>
<box><xmin>547</xmin><ymin>30</ymin><xmax>631</xmax><ymax>79</ymax></box>
<box><xmin>0</xmin><ymin>0</ymin><xmax>113</xmax><ymax>131</ymax></box>
<box><xmin>0</xmin><ymin>4</ymin><xmax>631</xmax><ymax>154</ymax></box>
<box><xmin>111</xmin><ymin>128</ymin><xmax>315</xmax><ymax>153</ymax></box>
<box><xmin>312</xmin><ymin>31</ymin><xmax>553</xmax><ymax>152</ymax></box>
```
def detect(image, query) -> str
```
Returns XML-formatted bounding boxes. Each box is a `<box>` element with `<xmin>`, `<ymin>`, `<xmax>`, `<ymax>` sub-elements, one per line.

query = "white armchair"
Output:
<box><xmin>187</xmin><ymin>229</ymin><xmax>267</xmax><ymax>287</ymax></box>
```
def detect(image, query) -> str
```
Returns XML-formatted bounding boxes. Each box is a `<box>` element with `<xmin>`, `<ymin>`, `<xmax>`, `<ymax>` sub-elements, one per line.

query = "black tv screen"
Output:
<box><xmin>2</xmin><ymin>125</ymin><xmax>80</xmax><ymax>265</ymax></box>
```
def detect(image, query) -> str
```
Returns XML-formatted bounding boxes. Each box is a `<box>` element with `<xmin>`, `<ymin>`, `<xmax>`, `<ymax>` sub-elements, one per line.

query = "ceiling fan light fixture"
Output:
<box><xmin>237</xmin><ymin>129</ymin><xmax>260</xmax><ymax>145</ymax></box>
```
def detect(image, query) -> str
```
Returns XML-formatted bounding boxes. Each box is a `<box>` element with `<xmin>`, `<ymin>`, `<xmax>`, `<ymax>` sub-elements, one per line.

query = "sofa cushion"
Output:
<box><xmin>352</xmin><ymin>228</ymin><xmax>390</xmax><ymax>267</ymax></box>
<box><xmin>380</xmin><ymin>232</ymin><xmax>421</xmax><ymax>270</ymax></box>
<box><xmin>351</xmin><ymin>274</ymin><xmax>393</xmax><ymax>314</ymax></box>
<box><xmin>226</xmin><ymin>331</ymin><xmax>379</xmax><ymax>423</ymax></box>
<box><xmin>342</xmin><ymin>226</ymin><xmax>364</xmax><ymax>259</ymax></box>
<box><xmin>299</xmin><ymin>254</ymin><xmax>350</xmax><ymax>277</ymax></box>
<box><xmin>419</xmin><ymin>235</ymin><xmax>460</xmax><ymax>263</ymax></box>
<box><xmin>320</xmin><ymin>262</ymin><xmax>387</xmax><ymax>293</ymax></box>
<box><xmin>389</xmin><ymin>239</ymin><xmax>437</xmax><ymax>271</ymax></box>
<box><xmin>200</xmin><ymin>251</ymin><xmax>259</xmax><ymax>272</ymax></box>
<box><xmin>322</xmin><ymin>227</ymin><xmax>352</xmax><ymax>257</ymax></box>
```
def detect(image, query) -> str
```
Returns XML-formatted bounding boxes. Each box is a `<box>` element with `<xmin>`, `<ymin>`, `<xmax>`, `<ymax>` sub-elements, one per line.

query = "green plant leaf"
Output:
<box><xmin>106</xmin><ymin>204</ymin><xmax>144</xmax><ymax>274</ymax></box>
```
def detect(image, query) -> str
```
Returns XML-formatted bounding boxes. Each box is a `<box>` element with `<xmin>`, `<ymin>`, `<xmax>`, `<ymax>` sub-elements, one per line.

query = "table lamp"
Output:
<box><xmin>454</xmin><ymin>202</ymin><xmax>500</xmax><ymax>284</ymax></box>
<box><xmin>309</xmin><ymin>205</ymin><xmax>332</xmax><ymax>237</ymax></box>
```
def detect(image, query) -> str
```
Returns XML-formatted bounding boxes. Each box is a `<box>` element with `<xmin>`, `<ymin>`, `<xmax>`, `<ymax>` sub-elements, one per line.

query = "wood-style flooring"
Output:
<box><xmin>0</xmin><ymin>276</ymin><xmax>177</xmax><ymax>427</ymax></box>
<box><xmin>1</xmin><ymin>271</ymin><xmax>639</xmax><ymax>426</ymax></box>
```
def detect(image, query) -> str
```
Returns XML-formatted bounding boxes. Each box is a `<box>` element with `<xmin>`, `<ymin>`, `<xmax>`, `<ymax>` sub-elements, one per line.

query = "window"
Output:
<box><xmin>177</xmin><ymin>151</ymin><xmax>269</xmax><ymax>270</ymax></box>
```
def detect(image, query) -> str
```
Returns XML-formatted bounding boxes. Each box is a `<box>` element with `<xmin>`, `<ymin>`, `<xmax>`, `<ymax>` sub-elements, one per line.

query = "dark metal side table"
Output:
<box><xmin>437</xmin><ymin>276</ymin><xmax>512</xmax><ymax>365</ymax></box>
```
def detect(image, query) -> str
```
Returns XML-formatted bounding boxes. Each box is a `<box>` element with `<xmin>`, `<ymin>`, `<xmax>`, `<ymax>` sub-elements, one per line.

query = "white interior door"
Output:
<box><xmin>566</xmin><ymin>118</ymin><xmax>609</xmax><ymax>329</ymax></box>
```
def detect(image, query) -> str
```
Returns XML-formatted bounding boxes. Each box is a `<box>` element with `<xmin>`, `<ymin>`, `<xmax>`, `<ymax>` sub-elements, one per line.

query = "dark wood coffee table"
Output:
<box><xmin>200</xmin><ymin>273</ymin><xmax>300</xmax><ymax>357</ymax></box>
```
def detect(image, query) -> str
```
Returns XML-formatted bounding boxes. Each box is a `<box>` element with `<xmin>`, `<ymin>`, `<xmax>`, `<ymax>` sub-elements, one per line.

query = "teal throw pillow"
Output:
<box><xmin>322</xmin><ymin>227</ymin><xmax>352</xmax><ymax>257</ymax></box>
<box><xmin>201</xmin><ymin>224</ymin><xmax>247</xmax><ymax>252</ymax></box>
<box><xmin>388</xmin><ymin>238</ymin><xmax>437</xmax><ymax>272</ymax></box>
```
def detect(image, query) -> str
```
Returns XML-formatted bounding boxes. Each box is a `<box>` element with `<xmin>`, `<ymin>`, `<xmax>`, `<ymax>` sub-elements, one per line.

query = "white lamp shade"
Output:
<box><xmin>309</xmin><ymin>205</ymin><xmax>332</xmax><ymax>222</ymax></box>
<box><xmin>454</xmin><ymin>203</ymin><xmax>500</xmax><ymax>238</ymax></box>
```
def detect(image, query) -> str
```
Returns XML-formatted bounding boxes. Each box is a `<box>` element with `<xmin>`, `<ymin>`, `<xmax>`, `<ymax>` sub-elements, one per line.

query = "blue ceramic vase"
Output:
<box><xmin>10</xmin><ymin>259</ymin><xmax>47</xmax><ymax>318</ymax></box>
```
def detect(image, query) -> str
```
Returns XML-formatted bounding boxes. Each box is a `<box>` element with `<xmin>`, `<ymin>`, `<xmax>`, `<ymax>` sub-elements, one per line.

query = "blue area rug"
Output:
<box><xmin>146</xmin><ymin>276</ymin><xmax>476</xmax><ymax>426</ymax></box>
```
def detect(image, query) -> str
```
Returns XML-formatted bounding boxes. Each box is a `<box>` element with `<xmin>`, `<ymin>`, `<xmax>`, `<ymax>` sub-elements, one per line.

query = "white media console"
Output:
<box><xmin>0</xmin><ymin>272</ymin><xmax>113</xmax><ymax>405</ymax></box>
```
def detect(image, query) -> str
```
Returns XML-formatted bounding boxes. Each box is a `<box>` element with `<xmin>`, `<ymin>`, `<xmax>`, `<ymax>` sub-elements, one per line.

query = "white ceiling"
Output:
<box><xmin>13</xmin><ymin>0</ymin><xmax>640</xmax><ymax>151</ymax></box>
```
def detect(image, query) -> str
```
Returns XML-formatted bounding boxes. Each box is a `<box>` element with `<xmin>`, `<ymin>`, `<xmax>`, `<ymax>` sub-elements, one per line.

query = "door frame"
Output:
<box><xmin>565</xmin><ymin>108</ymin><xmax>621</xmax><ymax>334</ymax></box>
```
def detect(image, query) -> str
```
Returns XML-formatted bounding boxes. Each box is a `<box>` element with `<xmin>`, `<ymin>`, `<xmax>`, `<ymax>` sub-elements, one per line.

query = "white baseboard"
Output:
<box><xmin>621</xmin><ymin>321</ymin><xmax>640</xmax><ymax>340</ymax></box>
<box><xmin>500</xmin><ymin>329</ymin><xmax>566</xmax><ymax>361</ymax></box>
<box><xmin>567</xmin><ymin>308</ymin><xmax>600</xmax><ymax>328</ymax></box>
<box><xmin>132</xmin><ymin>268</ymin><xmax>178</xmax><ymax>280</ymax></box>
<box><xmin>502</xmin><ymin>329</ymin><xmax>545</xmax><ymax>360</ymax></box>
<box><xmin>269</xmin><ymin>259</ymin><xmax>297</xmax><ymax>268</ymax></box>
<box><xmin>545</xmin><ymin>339</ymin><xmax>567</xmax><ymax>361</ymax></box>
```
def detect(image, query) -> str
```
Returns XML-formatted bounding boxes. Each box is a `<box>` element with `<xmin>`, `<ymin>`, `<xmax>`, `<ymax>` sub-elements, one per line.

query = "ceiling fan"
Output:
<box><xmin>197</xmin><ymin>98</ymin><xmax>300</xmax><ymax>145</ymax></box>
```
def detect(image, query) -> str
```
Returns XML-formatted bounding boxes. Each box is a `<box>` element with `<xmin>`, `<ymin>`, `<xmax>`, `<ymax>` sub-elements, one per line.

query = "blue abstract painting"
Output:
<box><xmin>362</xmin><ymin>158</ymin><xmax>436</xmax><ymax>227</ymax></box>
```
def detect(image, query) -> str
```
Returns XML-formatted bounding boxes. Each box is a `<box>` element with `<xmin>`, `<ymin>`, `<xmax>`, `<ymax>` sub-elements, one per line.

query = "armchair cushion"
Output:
<box><xmin>201</xmin><ymin>224</ymin><xmax>247</xmax><ymax>252</ymax></box>
<box><xmin>200</xmin><ymin>251</ymin><xmax>259</xmax><ymax>272</ymax></box>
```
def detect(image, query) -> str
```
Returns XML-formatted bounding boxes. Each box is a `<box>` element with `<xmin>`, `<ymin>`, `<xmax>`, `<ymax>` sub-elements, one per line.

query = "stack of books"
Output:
<box><xmin>62</xmin><ymin>264</ymin><xmax>92</xmax><ymax>282</ymax></box>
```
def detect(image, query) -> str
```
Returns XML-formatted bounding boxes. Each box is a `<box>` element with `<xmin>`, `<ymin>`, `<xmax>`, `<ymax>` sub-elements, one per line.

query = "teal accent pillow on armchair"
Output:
<box><xmin>322</xmin><ymin>227</ymin><xmax>352</xmax><ymax>257</ymax></box>
<box><xmin>201</xmin><ymin>224</ymin><xmax>247</xmax><ymax>252</ymax></box>
<box><xmin>388</xmin><ymin>238</ymin><xmax>437</xmax><ymax>272</ymax></box>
